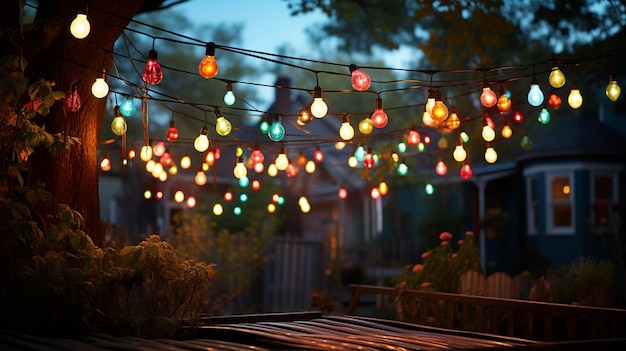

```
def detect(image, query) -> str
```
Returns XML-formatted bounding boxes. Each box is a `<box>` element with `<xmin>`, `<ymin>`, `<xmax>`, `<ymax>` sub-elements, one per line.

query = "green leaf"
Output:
<box><xmin>70</xmin><ymin>231</ymin><xmax>88</xmax><ymax>251</ymax></box>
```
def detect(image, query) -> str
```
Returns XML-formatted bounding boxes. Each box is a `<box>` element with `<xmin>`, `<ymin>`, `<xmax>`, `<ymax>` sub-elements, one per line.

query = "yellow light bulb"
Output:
<box><xmin>267</xmin><ymin>163</ymin><xmax>278</xmax><ymax>177</ymax></box>
<box><xmin>91</xmin><ymin>77</ymin><xmax>109</xmax><ymax>98</ymax></box>
<box><xmin>195</xmin><ymin>170</ymin><xmax>207</xmax><ymax>185</ymax></box>
<box><xmin>111</xmin><ymin>116</ymin><xmax>127</xmax><ymax>136</ymax></box>
<box><xmin>213</xmin><ymin>203</ymin><xmax>224</xmax><ymax>216</ymax></box>
<box><xmin>194</xmin><ymin>126</ymin><xmax>209</xmax><ymax>152</ymax></box>
<box><xmin>169</xmin><ymin>165</ymin><xmax>178</xmax><ymax>175</ymax></box>
<box><xmin>431</xmin><ymin>100</ymin><xmax>449</xmax><ymax>121</ymax></box>
<box><xmin>606</xmin><ymin>78</ymin><xmax>621</xmax><ymax>102</ymax></box>
<box><xmin>359</xmin><ymin>118</ymin><xmax>373</xmax><ymax>135</ymax></box>
<box><xmin>453</xmin><ymin>144</ymin><xmax>467</xmax><ymax>162</ymax></box>
<box><xmin>70</xmin><ymin>13</ymin><xmax>90</xmax><ymax>39</ymax></box>
<box><xmin>140</xmin><ymin>145</ymin><xmax>152</xmax><ymax>162</ymax></box>
<box><xmin>485</xmin><ymin>146</ymin><xmax>498</xmax><ymax>163</ymax></box>
<box><xmin>311</xmin><ymin>86</ymin><xmax>328</xmax><ymax>118</ymax></box>
<box><xmin>215</xmin><ymin>116</ymin><xmax>232</xmax><ymax>136</ymax></box>
<box><xmin>446</xmin><ymin>109</ymin><xmax>460</xmax><ymax>129</ymax></box>
<box><xmin>159</xmin><ymin>171</ymin><xmax>168</xmax><ymax>182</ymax></box>
<box><xmin>145</xmin><ymin>159</ymin><xmax>156</xmax><ymax>173</ymax></box>
<box><xmin>233</xmin><ymin>158</ymin><xmax>247</xmax><ymax>179</ymax></box>
<box><xmin>482</xmin><ymin>125</ymin><xmax>495</xmax><ymax>142</ymax></box>
<box><xmin>275</xmin><ymin>151</ymin><xmax>289</xmax><ymax>171</ymax></box>
<box><xmin>174</xmin><ymin>190</ymin><xmax>185</xmax><ymax>203</ymax></box>
<box><xmin>548</xmin><ymin>66</ymin><xmax>566</xmax><ymax>88</ymax></box>
<box><xmin>180</xmin><ymin>154</ymin><xmax>191</xmax><ymax>169</ymax></box>
<box><xmin>339</xmin><ymin>116</ymin><xmax>354</xmax><ymax>140</ymax></box>
<box><xmin>501</xmin><ymin>124</ymin><xmax>513</xmax><ymax>139</ymax></box>
<box><xmin>568</xmin><ymin>85</ymin><xmax>583</xmax><ymax>109</ymax></box>
<box><xmin>348</xmin><ymin>156</ymin><xmax>358</xmax><ymax>168</ymax></box>
<box><xmin>305</xmin><ymin>160</ymin><xmax>316</xmax><ymax>173</ymax></box>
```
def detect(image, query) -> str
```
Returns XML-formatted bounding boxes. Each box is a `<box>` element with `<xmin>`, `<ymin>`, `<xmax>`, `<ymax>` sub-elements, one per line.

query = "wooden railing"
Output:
<box><xmin>347</xmin><ymin>284</ymin><xmax>626</xmax><ymax>342</ymax></box>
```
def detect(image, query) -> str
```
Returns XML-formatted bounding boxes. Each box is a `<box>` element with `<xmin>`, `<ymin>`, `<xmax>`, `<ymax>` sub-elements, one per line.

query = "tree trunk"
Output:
<box><xmin>1</xmin><ymin>1</ymin><xmax>146</xmax><ymax>245</ymax></box>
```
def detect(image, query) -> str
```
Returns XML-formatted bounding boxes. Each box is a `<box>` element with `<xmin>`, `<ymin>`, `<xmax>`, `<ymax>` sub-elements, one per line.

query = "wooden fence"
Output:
<box><xmin>347</xmin><ymin>284</ymin><xmax>626</xmax><ymax>342</ymax></box>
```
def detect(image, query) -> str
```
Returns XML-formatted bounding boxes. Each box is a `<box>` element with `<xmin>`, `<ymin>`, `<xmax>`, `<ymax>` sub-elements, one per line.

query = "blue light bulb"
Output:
<box><xmin>538</xmin><ymin>108</ymin><xmax>551</xmax><ymax>124</ymax></box>
<box><xmin>354</xmin><ymin>145</ymin><xmax>366</xmax><ymax>161</ymax></box>
<box><xmin>397</xmin><ymin>162</ymin><xmax>408</xmax><ymax>176</ymax></box>
<box><xmin>268</xmin><ymin>119</ymin><xmax>285</xmax><ymax>141</ymax></box>
<box><xmin>119</xmin><ymin>97</ymin><xmax>136</xmax><ymax>117</ymax></box>
<box><xmin>238</xmin><ymin>176</ymin><xmax>249</xmax><ymax>188</ymax></box>
<box><xmin>527</xmin><ymin>80</ymin><xmax>544</xmax><ymax>107</ymax></box>
<box><xmin>223</xmin><ymin>88</ymin><xmax>236</xmax><ymax>106</ymax></box>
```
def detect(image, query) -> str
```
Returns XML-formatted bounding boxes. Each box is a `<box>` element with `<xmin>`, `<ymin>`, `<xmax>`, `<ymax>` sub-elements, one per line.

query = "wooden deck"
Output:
<box><xmin>347</xmin><ymin>284</ymin><xmax>626</xmax><ymax>342</ymax></box>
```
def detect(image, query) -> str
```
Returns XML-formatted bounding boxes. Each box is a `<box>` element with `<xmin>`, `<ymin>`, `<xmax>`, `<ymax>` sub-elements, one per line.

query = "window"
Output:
<box><xmin>591</xmin><ymin>173</ymin><xmax>619</xmax><ymax>232</ymax></box>
<box><xmin>547</xmin><ymin>174</ymin><xmax>574</xmax><ymax>235</ymax></box>
<box><xmin>526</xmin><ymin>177</ymin><xmax>538</xmax><ymax>235</ymax></box>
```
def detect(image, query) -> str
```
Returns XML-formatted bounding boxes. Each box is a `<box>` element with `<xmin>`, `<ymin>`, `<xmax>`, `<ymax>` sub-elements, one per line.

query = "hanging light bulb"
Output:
<box><xmin>513</xmin><ymin>111</ymin><xmax>524</xmax><ymax>123</ymax></box>
<box><xmin>435</xmin><ymin>158</ymin><xmax>448</xmax><ymax>175</ymax></box>
<box><xmin>295</xmin><ymin>151</ymin><xmax>306</xmax><ymax>166</ymax></box>
<box><xmin>538</xmin><ymin>107</ymin><xmax>551</xmax><ymax>124</ymax></box>
<box><xmin>422</xmin><ymin>111</ymin><xmax>437</xmax><ymax>127</ymax></box>
<box><xmin>349</xmin><ymin>63</ymin><xmax>371</xmax><ymax>91</ymax></box>
<box><xmin>606</xmin><ymin>73</ymin><xmax>621</xmax><ymax>101</ymax></box>
<box><xmin>233</xmin><ymin>156</ymin><xmax>247</xmax><ymax>179</ymax></box>
<box><xmin>460</xmin><ymin>162</ymin><xmax>473</xmax><ymax>180</ymax></box>
<box><xmin>406</xmin><ymin>125</ymin><xmax>420</xmax><ymax>146</ymax></box>
<box><xmin>275</xmin><ymin>147</ymin><xmax>289</xmax><ymax>171</ymax></box>
<box><xmin>198</xmin><ymin>42</ymin><xmax>219</xmax><ymax>79</ymax></box>
<box><xmin>140</xmin><ymin>145</ymin><xmax>152</xmax><ymax>162</ymax></box>
<box><xmin>297</xmin><ymin>105</ymin><xmax>314</xmax><ymax>125</ymax></box>
<box><xmin>358</xmin><ymin>117</ymin><xmax>374</xmax><ymax>135</ymax></box>
<box><xmin>70</xmin><ymin>12</ymin><xmax>90</xmax><ymax>39</ymax></box>
<box><xmin>378</xmin><ymin>181</ymin><xmax>389</xmax><ymax>196</ymax></box>
<box><xmin>194</xmin><ymin>126</ymin><xmax>210</xmax><ymax>152</ymax></box>
<box><xmin>446</xmin><ymin>108</ymin><xmax>460</xmax><ymax>129</ymax></box>
<box><xmin>153</xmin><ymin>141</ymin><xmax>165</xmax><ymax>157</ymax></box>
<box><xmin>160</xmin><ymin>150</ymin><xmax>173</xmax><ymax>167</ymax></box>
<box><xmin>205</xmin><ymin>148</ymin><xmax>216</xmax><ymax>166</ymax></box>
<box><xmin>339</xmin><ymin>114</ymin><xmax>355</xmax><ymax>140</ymax></box>
<box><xmin>180</xmin><ymin>154</ymin><xmax>191</xmax><ymax>169</ymax></box>
<box><xmin>347</xmin><ymin>155</ymin><xmax>358</xmax><ymax>168</ymax></box>
<box><xmin>152</xmin><ymin>162</ymin><xmax>164</xmax><ymax>178</ymax></box>
<box><xmin>100</xmin><ymin>153</ymin><xmax>111</xmax><ymax>171</ymax></box>
<box><xmin>305</xmin><ymin>160</ymin><xmax>316</xmax><ymax>173</ymax></box>
<box><xmin>223</xmin><ymin>83</ymin><xmax>236</xmax><ymax>105</ymax></box>
<box><xmin>215</xmin><ymin>110</ymin><xmax>232</xmax><ymax>136</ymax></box>
<box><xmin>308</xmin><ymin>147</ymin><xmax>321</xmax><ymax>163</ymax></box>
<box><xmin>119</xmin><ymin>96</ymin><xmax>135</xmax><ymax>117</ymax></box>
<box><xmin>310</xmin><ymin>86</ymin><xmax>328</xmax><ymax>118</ymax></box>
<box><xmin>268</xmin><ymin>116</ymin><xmax>285</xmax><ymax>141</ymax></box>
<box><xmin>431</xmin><ymin>90</ymin><xmax>449</xmax><ymax>121</ymax></box>
<box><xmin>145</xmin><ymin>160</ymin><xmax>156</xmax><ymax>173</ymax></box>
<box><xmin>354</xmin><ymin>145</ymin><xmax>366</xmax><ymax>162</ymax></box>
<box><xmin>251</xmin><ymin>179</ymin><xmax>261</xmax><ymax>191</ymax></box>
<box><xmin>286</xmin><ymin>162</ymin><xmax>299</xmax><ymax>177</ymax></box>
<box><xmin>497</xmin><ymin>86</ymin><xmax>511</xmax><ymax>113</ymax></box>
<box><xmin>63</xmin><ymin>84</ymin><xmax>81</xmax><ymax>112</ymax></box>
<box><xmin>437</xmin><ymin>135</ymin><xmax>448</xmax><ymax>149</ymax></box>
<box><xmin>425</xmin><ymin>89</ymin><xmax>435</xmax><ymax>115</ymax></box>
<box><xmin>259</xmin><ymin>115</ymin><xmax>270</xmax><ymax>133</ymax></box>
<box><xmin>480</xmin><ymin>83</ymin><xmax>497</xmax><ymax>108</ymax></box>
<box><xmin>267</xmin><ymin>163</ymin><xmax>278</xmax><ymax>177</ymax></box>
<box><xmin>111</xmin><ymin>106</ymin><xmax>127</xmax><ymax>136</ymax></box>
<box><xmin>548</xmin><ymin>66</ymin><xmax>566</xmax><ymax>88</ymax></box>
<box><xmin>397</xmin><ymin>140</ymin><xmax>407</xmax><ymax>153</ymax></box>
<box><xmin>338</xmin><ymin>187</ymin><xmax>348</xmax><ymax>199</ymax></box>
<box><xmin>501</xmin><ymin>122</ymin><xmax>513</xmax><ymax>139</ymax></box>
<box><xmin>169</xmin><ymin>165</ymin><xmax>178</xmax><ymax>175</ymax></box>
<box><xmin>481</xmin><ymin>118</ymin><xmax>496</xmax><ymax>142</ymax></box>
<box><xmin>195</xmin><ymin>167</ymin><xmax>207</xmax><ymax>185</ymax></box>
<box><xmin>91</xmin><ymin>74</ymin><xmax>109</xmax><ymax>99</ymax></box>
<box><xmin>453</xmin><ymin>140</ymin><xmax>467</xmax><ymax>162</ymax></box>
<box><xmin>567</xmin><ymin>84</ymin><xmax>583</xmax><ymax>109</ymax></box>
<box><xmin>548</xmin><ymin>93</ymin><xmax>562</xmax><ymax>109</ymax></box>
<box><xmin>521</xmin><ymin>135</ymin><xmax>533</xmax><ymax>151</ymax></box>
<box><xmin>371</xmin><ymin>97</ymin><xmax>388</xmax><ymax>128</ymax></box>
<box><xmin>396</xmin><ymin>162</ymin><xmax>408</xmax><ymax>176</ymax></box>
<box><xmin>174</xmin><ymin>190</ymin><xmax>185</xmax><ymax>203</ymax></box>
<box><xmin>527</xmin><ymin>76</ymin><xmax>544</xmax><ymax>106</ymax></box>
<box><xmin>166</xmin><ymin>119</ymin><xmax>179</xmax><ymax>142</ymax></box>
<box><xmin>363</xmin><ymin>147</ymin><xmax>375</xmax><ymax>169</ymax></box>
<box><xmin>251</xmin><ymin>143</ymin><xmax>264</xmax><ymax>164</ymax></box>
<box><xmin>485</xmin><ymin>144</ymin><xmax>498</xmax><ymax>163</ymax></box>
<box><xmin>127</xmin><ymin>147</ymin><xmax>136</xmax><ymax>161</ymax></box>
<box><xmin>142</xmin><ymin>49</ymin><xmax>163</xmax><ymax>85</ymax></box>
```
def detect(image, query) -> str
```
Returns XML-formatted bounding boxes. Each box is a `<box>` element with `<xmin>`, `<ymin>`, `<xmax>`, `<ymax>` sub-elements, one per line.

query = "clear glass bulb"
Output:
<box><xmin>91</xmin><ymin>77</ymin><xmax>109</xmax><ymax>98</ymax></box>
<box><xmin>297</xmin><ymin>106</ymin><xmax>313</xmax><ymax>125</ymax></box>
<box><xmin>213</xmin><ymin>203</ymin><xmax>224</xmax><ymax>216</ymax></box>
<box><xmin>348</xmin><ymin>156</ymin><xmax>358</xmax><ymax>168</ymax></box>
<box><xmin>481</xmin><ymin>125</ymin><xmax>495</xmax><ymax>142</ymax></box>
<box><xmin>198</xmin><ymin>43</ymin><xmax>219</xmax><ymax>79</ymax></box>
<box><xmin>233</xmin><ymin>160</ymin><xmax>247</xmax><ymax>179</ymax></box>
<box><xmin>548</xmin><ymin>67</ymin><xmax>566</xmax><ymax>88</ymax></box>
<box><xmin>305</xmin><ymin>160</ymin><xmax>316</xmax><ymax>173</ymax></box>
<box><xmin>267</xmin><ymin>163</ymin><xmax>278</xmax><ymax>177</ymax></box>
<box><xmin>422</xmin><ymin>111</ymin><xmax>436</xmax><ymax>127</ymax></box>
<box><xmin>527</xmin><ymin>81</ymin><xmax>544</xmax><ymax>106</ymax></box>
<box><xmin>311</xmin><ymin>97</ymin><xmax>328</xmax><ymax>118</ymax></box>
<box><xmin>453</xmin><ymin>144</ymin><xmax>467</xmax><ymax>162</ymax></box>
<box><xmin>139</xmin><ymin>145</ymin><xmax>152</xmax><ymax>162</ymax></box>
<box><xmin>606</xmin><ymin>79</ymin><xmax>621</xmax><ymax>101</ymax></box>
<box><xmin>480</xmin><ymin>87</ymin><xmax>497</xmax><ymax>108</ymax></box>
<box><xmin>180</xmin><ymin>154</ymin><xmax>191</xmax><ymax>169</ymax></box>
<box><xmin>501</xmin><ymin>124</ymin><xmax>513</xmax><ymax>139</ymax></box>
<box><xmin>215</xmin><ymin>116</ymin><xmax>232</xmax><ymax>136</ymax></box>
<box><xmin>485</xmin><ymin>146</ymin><xmax>498</xmax><ymax>163</ymax></box>
<box><xmin>174</xmin><ymin>191</ymin><xmax>185</xmax><ymax>203</ymax></box>
<box><xmin>275</xmin><ymin>152</ymin><xmax>289</xmax><ymax>171</ymax></box>
<box><xmin>70</xmin><ymin>13</ymin><xmax>90</xmax><ymax>39</ymax></box>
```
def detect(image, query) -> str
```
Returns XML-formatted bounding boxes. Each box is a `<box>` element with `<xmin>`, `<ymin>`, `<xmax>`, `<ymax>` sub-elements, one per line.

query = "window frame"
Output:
<box><xmin>545</xmin><ymin>172</ymin><xmax>575</xmax><ymax>235</ymax></box>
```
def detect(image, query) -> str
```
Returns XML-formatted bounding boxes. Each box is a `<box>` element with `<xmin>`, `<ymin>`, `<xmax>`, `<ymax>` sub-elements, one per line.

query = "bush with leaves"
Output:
<box><xmin>393</xmin><ymin>231</ymin><xmax>481</xmax><ymax>323</ymax></box>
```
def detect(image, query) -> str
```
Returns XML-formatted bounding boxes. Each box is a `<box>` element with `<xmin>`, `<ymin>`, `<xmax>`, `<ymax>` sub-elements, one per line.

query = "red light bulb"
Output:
<box><xmin>338</xmin><ymin>187</ymin><xmax>348</xmax><ymax>199</ymax></box>
<box><xmin>250</xmin><ymin>143</ymin><xmax>265</xmax><ymax>164</ymax></box>
<box><xmin>313</xmin><ymin>147</ymin><xmax>324</xmax><ymax>162</ymax></box>
<box><xmin>406</xmin><ymin>126</ymin><xmax>420</xmax><ymax>146</ymax></box>
<box><xmin>370</xmin><ymin>97</ymin><xmax>388</xmax><ymax>128</ymax></box>
<box><xmin>548</xmin><ymin>93</ymin><xmax>562</xmax><ymax>110</ymax></box>
<box><xmin>251</xmin><ymin>179</ymin><xmax>261</xmax><ymax>190</ymax></box>
<box><xmin>460</xmin><ymin>162</ymin><xmax>473</xmax><ymax>180</ymax></box>
<box><xmin>224</xmin><ymin>191</ymin><xmax>233</xmax><ymax>202</ymax></box>
<box><xmin>142</xmin><ymin>50</ymin><xmax>163</xmax><ymax>85</ymax></box>
<box><xmin>349</xmin><ymin>64</ymin><xmax>371</xmax><ymax>91</ymax></box>
<box><xmin>513</xmin><ymin>111</ymin><xmax>524</xmax><ymax>123</ymax></box>
<box><xmin>480</xmin><ymin>86</ymin><xmax>497</xmax><ymax>108</ymax></box>
<box><xmin>166</xmin><ymin>120</ymin><xmax>179</xmax><ymax>142</ymax></box>
<box><xmin>160</xmin><ymin>150</ymin><xmax>173</xmax><ymax>167</ymax></box>
<box><xmin>363</xmin><ymin>148</ymin><xmax>375</xmax><ymax>169</ymax></box>
<box><xmin>435</xmin><ymin>159</ymin><xmax>447</xmax><ymax>175</ymax></box>
<box><xmin>63</xmin><ymin>84</ymin><xmax>81</xmax><ymax>112</ymax></box>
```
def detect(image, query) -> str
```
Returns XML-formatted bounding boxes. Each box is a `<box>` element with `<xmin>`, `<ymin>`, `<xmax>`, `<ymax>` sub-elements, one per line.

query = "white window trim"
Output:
<box><xmin>545</xmin><ymin>172</ymin><xmax>575</xmax><ymax>236</ymax></box>
<box><xmin>590</xmin><ymin>171</ymin><xmax>620</xmax><ymax>233</ymax></box>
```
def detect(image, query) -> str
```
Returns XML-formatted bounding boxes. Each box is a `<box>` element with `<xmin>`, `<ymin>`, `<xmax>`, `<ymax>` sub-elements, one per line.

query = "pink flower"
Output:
<box><xmin>421</xmin><ymin>251</ymin><xmax>431</xmax><ymax>259</ymax></box>
<box><xmin>439</xmin><ymin>232</ymin><xmax>453</xmax><ymax>241</ymax></box>
<box><xmin>412</xmin><ymin>264</ymin><xmax>424</xmax><ymax>272</ymax></box>
<box><xmin>421</xmin><ymin>282</ymin><xmax>431</xmax><ymax>288</ymax></box>
<box><xmin>465</xmin><ymin>231</ymin><xmax>474</xmax><ymax>237</ymax></box>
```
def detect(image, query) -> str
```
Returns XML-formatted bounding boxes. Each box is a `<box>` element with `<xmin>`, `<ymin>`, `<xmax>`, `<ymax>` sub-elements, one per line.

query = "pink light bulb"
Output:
<box><xmin>480</xmin><ymin>86</ymin><xmax>497</xmax><ymax>108</ymax></box>
<box><xmin>435</xmin><ymin>159</ymin><xmax>447</xmax><ymax>175</ymax></box>
<box><xmin>142</xmin><ymin>50</ymin><xmax>163</xmax><ymax>85</ymax></box>
<box><xmin>349</xmin><ymin>64</ymin><xmax>371</xmax><ymax>91</ymax></box>
<box><xmin>63</xmin><ymin>84</ymin><xmax>81</xmax><ymax>112</ymax></box>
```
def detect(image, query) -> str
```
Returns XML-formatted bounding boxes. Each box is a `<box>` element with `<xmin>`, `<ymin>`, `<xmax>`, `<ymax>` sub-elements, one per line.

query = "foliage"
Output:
<box><xmin>555</xmin><ymin>257</ymin><xmax>615</xmax><ymax>305</ymax></box>
<box><xmin>0</xmin><ymin>55</ymin><xmax>215</xmax><ymax>337</ymax></box>
<box><xmin>171</xmin><ymin>203</ymin><xmax>278</xmax><ymax>315</ymax></box>
<box><xmin>393</xmin><ymin>231</ymin><xmax>481</xmax><ymax>323</ymax></box>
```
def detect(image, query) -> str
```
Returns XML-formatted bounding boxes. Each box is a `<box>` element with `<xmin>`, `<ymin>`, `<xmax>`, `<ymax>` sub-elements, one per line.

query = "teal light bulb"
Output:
<box><xmin>239</xmin><ymin>193</ymin><xmax>248</xmax><ymax>203</ymax></box>
<box><xmin>233</xmin><ymin>206</ymin><xmax>242</xmax><ymax>216</ymax></box>
<box><xmin>119</xmin><ymin>97</ymin><xmax>136</xmax><ymax>117</ymax></box>
<box><xmin>527</xmin><ymin>79</ymin><xmax>544</xmax><ymax>107</ymax></box>
<box><xmin>425</xmin><ymin>183</ymin><xmax>434</xmax><ymax>195</ymax></box>
<box><xmin>397</xmin><ymin>162</ymin><xmax>408</xmax><ymax>176</ymax></box>
<box><xmin>397</xmin><ymin>141</ymin><xmax>407</xmax><ymax>153</ymax></box>
<box><xmin>238</xmin><ymin>176</ymin><xmax>250</xmax><ymax>188</ymax></box>
<box><xmin>268</xmin><ymin>119</ymin><xmax>285</xmax><ymax>141</ymax></box>
<box><xmin>223</xmin><ymin>84</ymin><xmax>236</xmax><ymax>105</ymax></box>
<box><xmin>538</xmin><ymin>108</ymin><xmax>551</xmax><ymax>124</ymax></box>
<box><xmin>259</xmin><ymin>119</ymin><xmax>270</xmax><ymax>133</ymax></box>
<box><xmin>354</xmin><ymin>145</ymin><xmax>366</xmax><ymax>161</ymax></box>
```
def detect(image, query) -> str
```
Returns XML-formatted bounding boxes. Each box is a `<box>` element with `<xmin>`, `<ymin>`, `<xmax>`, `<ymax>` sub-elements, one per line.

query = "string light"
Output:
<box><xmin>198</xmin><ymin>42</ymin><xmax>219</xmax><ymax>79</ymax></box>
<box><xmin>606</xmin><ymin>73</ymin><xmax>621</xmax><ymax>101</ymax></box>
<box><xmin>548</xmin><ymin>93</ymin><xmax>562</xmax><ymax>109</ymax></box>
<box><xmin>119</xmin><ymin>95</ymin><xmax>136</xmax><ymax>117</ymax></box>
<box><xmin>485</xmin><ymin>144</ymin><xmax>498</xmax><ymax>163</ymax></box>
<box><xmin>435</xmin><ymin>158</ymin><xmax>447</xmax><ymax>175</ymax></box>
<box><xmin>91</xmin><ymin>73</ymin><xmax>109</xmax><ymax>98</ymax></box>
<box><xmin>153</xmin><ymin>141</ymin><xmax>165</xmax><ymax>157</ymax></box>
<box><xmin>431</xmin><ymin>90</ymin><xmax>449</xmax><ymax>121</ymax></box>
<box><xmin>223</xmin><ymin>83</ymin><xmax>236</xmax><ymax>105</ymax></box>
<box><xmin>233</xmin><ymin>156</ymin><xmax>247</xmax><ymax>179</ymax></box>
<box><xmin>111</xmin><ymin>106</ymin><xmax>127</xmax><ymax>136</ymax></box>
<box><xmin>311</xmin><ymin>86</ymin><xmax>328</xmax><ymax>118</ymax></box>
<box><xmin>194</xmin><ymin>126</ymin><xmax>210</xmax><ymax>152</ymax></box>
<box><xmin>497</xmin><ymin>86</ymin><xmax>511</xmax><ymax>113</ymax></box>
<box><xmin>275</xmin><ymin>147</ymin><xmax>289</xmax><ymax>171</ymax></box>
<box><xmin>259</xmin><ymin>116</ymin><xmax>270</xmax><ymax>133</ymax></box>
<box><xmin>460</xmin><ymin>162</ymin><xmax>473</xmax><ymax>180</ymax></box>
<box><xmin>268</xmin><ymin>116</ymin><xmax>285</xmax><ymax>141</ymax></box>
<box><xmin>63</xmin><ymin>84</ymin><xmax>81</xmax><ymax>112</ymax></box>
<box><xmin>359</xmin><ymin>117</ymin><xmax>374</xmax><ymax>134</ymax></box>
<box><xmin>349</xmin><ymin>64</ymin><xmax>371</xmax><ymax>91</ymax></box>
<box><xmin>100</xmin><ymin>153</ymin><xmax>111</xmax><ymax>171</ymax></box>
<box><xmin>567</xmin><ymin>83</ymin><xmax>583</xmax><ymax>109</ymax></box>
<box><xmin>70</xmin><ymin>12</ymin><xmax>90</xmax><ymax>39</ymax></box>
<box><xmin>142</xmin><ymin>49</ymin><xmax>163</xmax><ymax>85</ymax></box>
<box><xmin>215</xmin><ymin>109</ymin><xmax>232</xmax><ymax>136</ymax></box>
<box><xmin>446</xmin><ymin>108</ymin><xmax>460</xmax><ymax>129</ymax></box>
<box><xmin>297</xmin><ymin>105</ymin><xmax>314</xmax><ymax>125</ymax></box>
<box><xmin>538</xmin><ymin>107</ymin><xmax>551</xmax><ymax>124</ymax></box>
<box><xmin>339</xmin><ymin>114</ymin><xmax>355</xmax><ymax>140</ymax></box>
<box><xmin>548</xmin><ymin>66</ymin><xmax>566</xmax><ymax>88</ymax></box>
<box><xmin>406</xmin><ymin>125</ymin><xmax>420</xmax><ymax>146</ymax></box>
<box><xmin>371</xmin><ymin>97</ymin><xmax>388</xmax><ymax>128</ymax></box>
<box><xmin>313</xmin><ymin>147</ymin><xmax>324</xmax><ymax>162</ymax></box>
<box><xmin>453</xmin><ymin>140</ymin><xmax>467</xmax><ymax>162</ymax></box>
<box><xmin>480</xmin><ymin>82</ymin><xmax>497</xmax><ymax>108</ymax></box>
<box><xmin>501</xmin><ymin>122</ymin><xmax>513</xmax><ymax>139</ymax></box>
<box><xmin>166</xmin><ymin>118</ymin><xmax>179</xmax><ymax>142</ymax></box>
<box><xmin>139</xmin><ymin>145</ymin><xmax>152</xmax><ymax>162</ymax></box>
<box><xmin>527</xmin><ymin>75</ymin><xmax>544</xmax><ymax>107</ymax></box>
